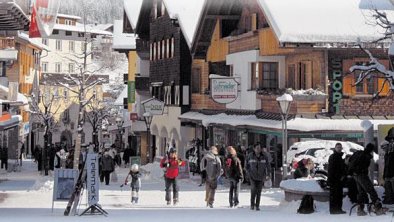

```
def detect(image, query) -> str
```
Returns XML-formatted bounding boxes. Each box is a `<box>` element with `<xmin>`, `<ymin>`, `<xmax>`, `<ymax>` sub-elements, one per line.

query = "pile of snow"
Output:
<box><xmin>33</xmin><ymin>180</ymin><xmax>54</xmax><ymax>192</ymax></box>
<box><xmin>280</xmin><ymin>178</ymin><xmax>324</xmax><ymax>192</ymax></box>
<box><xmin>287</xmin><ymin>88</ymin><xmax>327</xmax><ymax>96</ymax></box>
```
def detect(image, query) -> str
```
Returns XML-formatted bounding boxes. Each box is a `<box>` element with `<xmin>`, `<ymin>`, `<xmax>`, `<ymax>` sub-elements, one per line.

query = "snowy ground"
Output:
<box><xmin>0</xmin><ymin>159</ymin><xmax>392</xmax><ymax>222</ymax></box>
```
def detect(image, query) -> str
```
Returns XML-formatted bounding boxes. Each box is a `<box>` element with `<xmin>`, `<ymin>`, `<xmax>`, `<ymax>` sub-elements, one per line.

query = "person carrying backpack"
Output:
<box><xmin>348</xmin><ymin>143</ymin><xmax>387</xmax><ymax>216</ymax></box>
<box><xmin>201</xmin><ymin>146</ymin><xmax>222</xmax><ymax>208</ymax></box>
<box><xmin>328</xmin><ymin>143</ymin><xmax>346</xmax><ymax>214</ymax></box>
<box><xmin>225</xmin><ymin>146</ymin><xmax>244</xmax><ymax>208</ymax></box>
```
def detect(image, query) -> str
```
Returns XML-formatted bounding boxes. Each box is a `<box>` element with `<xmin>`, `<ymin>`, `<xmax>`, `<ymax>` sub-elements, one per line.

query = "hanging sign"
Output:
<box><xmin>210</xmin><ymin>75</ymin><xmax>239</xmax><ymax>104</ymax></box>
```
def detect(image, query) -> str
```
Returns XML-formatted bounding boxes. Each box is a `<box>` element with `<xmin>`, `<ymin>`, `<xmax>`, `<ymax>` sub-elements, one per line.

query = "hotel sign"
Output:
<box><xmin>210</xmin><ymin>77</ymin><xmax>239</xmax><ymax>104</ymax></box>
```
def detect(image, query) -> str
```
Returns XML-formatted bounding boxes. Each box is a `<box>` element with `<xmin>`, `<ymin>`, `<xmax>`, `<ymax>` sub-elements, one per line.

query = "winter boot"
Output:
<box><xmin>357</xmin><ymin>205</ymin><xmax>367</xmax><ymax>216</ymax></box>
<box><xmin>173</xmin><ymin>199</ymin><xmax>178</xmax><ymax>206</ymax></box>
<box><xmin>167</xmin><ymin>201</ymin><xmax>171</xmax><ymax>205</ymax></box>
<box><xmin>372</xmin><ymin>202</ymin><xmax>388</xmax><ymax>216</ymax></box>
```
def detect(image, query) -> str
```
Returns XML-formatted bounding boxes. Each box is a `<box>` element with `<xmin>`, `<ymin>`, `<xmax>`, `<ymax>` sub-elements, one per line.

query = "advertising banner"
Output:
<box><xmin>86</xmin><ymin>153</ymin><xmax>99</xmax><ymax>206</ymax></box>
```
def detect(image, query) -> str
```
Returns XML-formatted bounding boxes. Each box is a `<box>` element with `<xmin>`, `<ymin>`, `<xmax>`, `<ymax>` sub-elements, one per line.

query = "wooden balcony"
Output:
<box><xmin>259</xmin><ymin>93</ymin><xmax>327</xmax><ymax>115</ymax></box>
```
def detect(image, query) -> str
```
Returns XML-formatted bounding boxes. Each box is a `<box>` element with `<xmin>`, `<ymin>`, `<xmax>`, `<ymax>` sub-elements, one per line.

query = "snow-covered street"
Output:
<box><xmin>0</xmin><ymin>160</ymin><xmax>392</xmax><ymax>222</ymax></box>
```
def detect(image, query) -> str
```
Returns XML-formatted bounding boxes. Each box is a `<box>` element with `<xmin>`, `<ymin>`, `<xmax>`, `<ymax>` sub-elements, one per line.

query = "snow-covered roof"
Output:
<box><xmin>258</xmin><ymin>0</ymin><xmax>394</xmax><ymax>44</ymax></box>
<box><xmin>0</xmin><ymin>84</ymin><xmax>28</xmax><ymax>105</ymax></box>
<box><xmin>54</xmin><ymin>23</ymin><xmax>112</xmax><ymax>36</ymax></box>
<box><xmin>17</xmin><ymin>32</ymin><xmax>50</xmax><ymax>51</ymax></box>
<box><xmin>124</xmin><ymin>0</ymin><xmax>143</xmax><ymax>30</ymax></box>
<box><xmin>86</xmin><ymin>24</ymin><xmax>113</xmax><ymax>32</ymax></box>
<box><xmin>114</xmin><ymin>87</ymin><xmax>127</xmax><ymax>106</ymax></box>
<box><xmin>113</xmin><ymin>20</ymin><xmax>136</xmax><ymax>50</ymax></box>
<box><xmin>179</xmin><ymin>111</ymin><xmax>394</xmax><ymax>132</ymax></box>
<box><xmin>57</xmin><ymin>13</ymin><xmax>82</xmax><ymax>20</ymax></box>
<box><xmin>163</xmin><ymin>0</ymin><xmax>206</xmax><ymax>48</ymax></box>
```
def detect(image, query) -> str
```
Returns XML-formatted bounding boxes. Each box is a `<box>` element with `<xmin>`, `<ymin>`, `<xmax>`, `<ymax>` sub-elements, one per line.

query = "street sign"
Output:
<box><xmin>142</xmin><ymin>98</ymin><xmax>165</xmax><ymax>115</ymax></box>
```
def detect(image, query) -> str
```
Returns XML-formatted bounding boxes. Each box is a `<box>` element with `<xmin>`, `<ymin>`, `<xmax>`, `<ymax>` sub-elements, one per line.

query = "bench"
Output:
<box><xmin>280</xmin><ymin>178</ymin><xmax>330</xmax><ymax>202</ymax></box>
<box><xmin>281</xmin><ymin>187</ymin><xmax>329</xmax><ymax>202</ymax></box>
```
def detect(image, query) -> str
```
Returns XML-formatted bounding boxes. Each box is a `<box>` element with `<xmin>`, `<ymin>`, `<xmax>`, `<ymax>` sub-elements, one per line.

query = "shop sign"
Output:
<box><xmin>329</xmin><ymin>58</ymin><xmax>343</xmax><ymax>114</ymax></box>
<box><xmin>142</xmin><ymin>98</ymin><xmax>165</xmax><ymax>115</ymax></box>
<box><xmin>86</xmin><ymin>153</ymin><xmax>99</xmax><ymax>205</ymax></box>
<box><xmin>210</xmin><ymin>77</ymin><xmax>239</xmax><ymax>104</ymax></box>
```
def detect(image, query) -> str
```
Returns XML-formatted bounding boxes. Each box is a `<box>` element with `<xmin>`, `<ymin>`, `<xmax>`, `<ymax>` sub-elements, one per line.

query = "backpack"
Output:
<box><xmin>297</xmin><ymin>195</ymin><xmax>315</xmax><ymax>214</ymax></box>
<box><xmin>347</xmin><ymin>151</ymin><xmax>363</xmax><ymax>174</ymax></box>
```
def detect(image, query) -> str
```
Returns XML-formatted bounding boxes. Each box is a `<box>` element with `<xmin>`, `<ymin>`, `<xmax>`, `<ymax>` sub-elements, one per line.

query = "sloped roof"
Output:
<box><xmin>112</xmin><ymin>20</ymin><xmax>136</xmax><ymax>50</ymax></box>
<box><xmin>54</xmin><ymin>23</ymin><xmax>113</xmax><ymax>36</ymax></box>
<box><xmin>163</xmin><ymin>0</ymin><xmax>206</xmax><ymax>48</ymax></box>
<box><xmin>258</xmin><ymin>0</ymin><xmax>394</xmax><ymax>44</ymax></box>
<box><xmin>124</xmin><ymin>0</ymin><xmax>144</xmax><ymax>30</ymax></box>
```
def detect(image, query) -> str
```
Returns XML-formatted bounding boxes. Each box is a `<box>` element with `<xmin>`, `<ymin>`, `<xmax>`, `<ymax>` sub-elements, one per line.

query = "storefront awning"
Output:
<box><xmin>179</xmin><ymin>111</ymin><xmax>394</xmax><ymax>133</ymax></box>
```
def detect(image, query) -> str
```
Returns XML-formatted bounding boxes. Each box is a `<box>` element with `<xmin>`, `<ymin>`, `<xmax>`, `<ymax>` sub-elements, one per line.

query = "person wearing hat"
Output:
<box><xmin>160</xmin><ymin>147</ymin><xmax>186</xmax><ymax>205</ymax></box>
<box><xmin>200</xmin><ymin>146</ymin><xmax>222</xmax><ymax>208</ymax></box>
<box><xmin>124</xmin><ymin>164</ymin><xmax>142</xmax><ymax>204</ymax></box>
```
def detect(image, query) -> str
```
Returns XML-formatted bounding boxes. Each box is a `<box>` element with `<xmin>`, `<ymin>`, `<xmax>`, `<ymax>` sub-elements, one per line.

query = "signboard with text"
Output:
<box><xmin>86</xmin><ymin>153</ymin><xmax>99</xmax><ymax>205</ymax></box>
<box><xmin>210</xmin><ymin>77</ymin><xmax>239</xmax><ymax>104</ymax></box>
<box><xmin>142</xmin><ymin>98</ymin><xmax>165</xmax><ymax>115</ymax></box>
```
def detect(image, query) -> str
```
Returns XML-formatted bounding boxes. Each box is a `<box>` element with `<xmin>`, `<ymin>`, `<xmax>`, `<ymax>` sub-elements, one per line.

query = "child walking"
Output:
<box><xmin>124</xmin><ymin>164</ymin><xmax>142</xmax><ymax>204</ymax></box>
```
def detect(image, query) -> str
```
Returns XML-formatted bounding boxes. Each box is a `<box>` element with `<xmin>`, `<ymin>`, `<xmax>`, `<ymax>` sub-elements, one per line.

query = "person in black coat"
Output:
<box><xmin>383</xmin><ymin>128</ymin><xmax>394</xmax><ymax>204</ymax></box>
<box><xmin>349</xmin><ymin>143</ymin><xmax>386</xmax><ymax>216</ymax></box>
<box><xmin>328</xmin><ymin>143</ymin><xmax>346</xmax><ymax>214</ymax></box>
<box><xmin>225</xmin><ymin>146</ymin><xmax>244</xmax><ymax>208</ymax></box>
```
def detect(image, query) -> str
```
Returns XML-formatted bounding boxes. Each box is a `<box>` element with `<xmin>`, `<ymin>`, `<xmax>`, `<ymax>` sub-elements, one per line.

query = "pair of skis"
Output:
<box><xmin>64</xmin><ymin>159</ymin><xmax>86</xmax><ymax>216</ymax></box>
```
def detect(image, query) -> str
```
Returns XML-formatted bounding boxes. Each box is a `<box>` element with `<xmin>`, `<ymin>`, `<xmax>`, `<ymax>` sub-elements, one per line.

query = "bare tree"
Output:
<box><xmin>85</xmin><ymin>99</ymin><xmax>110</xmax><ymax>152</ymax></box>
<box><xmin>349</xmin><ymin>6</ymin><xmax>394</xmax><ymax>97</ymax></box>
<box><xmin>29</xmin><ymin>89</ymin><xmax>61</xmax><ymax>175</ymax></box>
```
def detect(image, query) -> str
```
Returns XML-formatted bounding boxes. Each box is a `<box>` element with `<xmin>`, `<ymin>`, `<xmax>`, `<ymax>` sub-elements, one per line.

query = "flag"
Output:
<box><xmin>29</xmin><ymin>5</ymin><xmax>41</xmax><ymax>38</ymax></box>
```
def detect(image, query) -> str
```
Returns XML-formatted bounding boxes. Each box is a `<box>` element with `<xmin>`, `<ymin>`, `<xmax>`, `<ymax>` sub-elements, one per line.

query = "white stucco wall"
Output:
<box><xmin>40</xmin><ymin>33</ymin><xmax>92</xmax><ymax>74</ymax></box>
<box><xmin>226</xmin><ymin>50</ymin><xmax>286</xmax><ymax>110</ymax></box>
<box><xmin>149</xmin><ymin>106</ymin><xmax>194</xmax><ymax>159</ymax></box>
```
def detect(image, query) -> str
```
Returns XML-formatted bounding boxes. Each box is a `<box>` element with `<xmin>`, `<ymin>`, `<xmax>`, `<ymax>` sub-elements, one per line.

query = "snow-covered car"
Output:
<box><xmin>287</xmin><ymin>140</ymin><xmax>364</xmax><ymax>165</ymax></box>
<box><xmin>289</xmin><ymin>140</ymin><xmax>378</xmax><ymax>171</ymax></box>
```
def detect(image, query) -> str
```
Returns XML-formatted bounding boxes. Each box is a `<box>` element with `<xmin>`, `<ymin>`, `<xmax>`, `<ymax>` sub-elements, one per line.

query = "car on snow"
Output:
<box><xmin>287</xmin><ymin>140</ymin><xmax>365</xmax><ymax>170</ymax></box>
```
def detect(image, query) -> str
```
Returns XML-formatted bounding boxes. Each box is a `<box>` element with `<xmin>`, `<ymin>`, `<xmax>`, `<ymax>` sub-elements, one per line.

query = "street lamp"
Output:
<box><xmin>143</xmin><ymin>112</ymin><xmax>153</xmax><ymax>163</ymax></box>
<box><xmin>276</xmin><ymin>93</ymin><xmax>293</xmax><ymax>179</ymax></box>
<box><xmin>115</xmin><ymin>116</ymin><xmax>124</xmax><ymax>152</ymax></box>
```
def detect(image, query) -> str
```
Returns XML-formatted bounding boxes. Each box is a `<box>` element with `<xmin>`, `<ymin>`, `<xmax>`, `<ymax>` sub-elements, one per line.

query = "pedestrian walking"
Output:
<box><xmin>100</xmin><ymin>151</ymin><xmax>115</xmax><ymax>185</ymax></box>
<box><xmin>246</xmin><ymin>144</ymin><xmax>271</xmax><ymax>211</ymax></box>
<box><xmin>225</xmin><ymin>146</ymin><xmax>244</xmax><ymax>208</ymax></box>
<box><xmin>200</xmin><ymin>146</ymin><xmax>222</xmax><ymax>208</ymax></box>
<box><xmin>160</xmin><ymin>147</ymin><xmax>186</xmax><ymax>205</ymax></box>
<box><xmin>124</xmin><ymin>164</ymin><xmax>142</xmax><ymax>204</ymax></box>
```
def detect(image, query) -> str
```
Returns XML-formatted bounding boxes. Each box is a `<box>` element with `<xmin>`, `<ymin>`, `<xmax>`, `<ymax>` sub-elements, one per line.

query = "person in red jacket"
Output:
<box><xmin>160</xmin><ymin>147</ymin><xmax>186</xmax><ymax>205</ymax></box>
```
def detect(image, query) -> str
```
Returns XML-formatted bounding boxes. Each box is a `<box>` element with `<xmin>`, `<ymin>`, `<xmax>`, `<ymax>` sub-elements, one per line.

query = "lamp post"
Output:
<box><xmin>143</xmin><ymin>112</ymin><xmax>153</xmax><ymax>163</ymax></box>
<box><xmin>276</xmin><ymin>93</ymin><xmax>293</xmax><ymax>179</ymax></box>
<box><xmin>115</xmin><ymin>116</ymin><xmax>124</xmax><ymax>152</ymax></box>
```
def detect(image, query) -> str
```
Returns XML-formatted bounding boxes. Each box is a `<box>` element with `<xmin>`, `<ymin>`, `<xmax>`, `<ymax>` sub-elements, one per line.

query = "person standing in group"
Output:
<box><xmin>200</xmin><ymin>146</ymin><xmax>222</xmax><ymax>208</ymax></box>
<box><xmin>225</xmin><ymin>146</ymin><xmax>244</xmax><ymax>208</ymax></box>
<box><xmin>328</xmin><ymin>143</ymin><xmax>346</xmax><ymax>214</ymax></box>
<box><xmin>246</xmin><ymin>144</ymin><xmax>271</xmax><ymax>211</ymax></box>
<box><xmin>160</xmin><ymin>148</ymin><xmax>186</xmax><ymax>205</ymax></box>
<box><xmin>124</xmin><ymin>164</ymin><xmax>142</xmax><ymax>204</ymax></box>
<box><xmin>348</xmin><ymin>143</ymin><xmax>387</xmax><ymax>216</ymax></box>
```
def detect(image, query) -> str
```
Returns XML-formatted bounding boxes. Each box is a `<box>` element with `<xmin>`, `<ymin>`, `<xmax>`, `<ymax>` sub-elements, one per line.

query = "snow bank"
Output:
<box><xmin>280</xmin><ymin>178</ymin><xmax>324</xmax><ymax>192</ymax></box>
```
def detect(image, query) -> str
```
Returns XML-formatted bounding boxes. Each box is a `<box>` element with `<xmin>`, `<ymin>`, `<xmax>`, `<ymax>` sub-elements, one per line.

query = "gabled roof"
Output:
<box><xmin>257</xmin><ymin>0</ymin><xmax>394</xmax><ymax>44</ymax></box>
<box><xmin>124</xmin><ymin>0</ymin><xmax>144</xmax><ymax>30</ymax></box>
<box><xmin>191</xmin><ymin>0</ymin><xmax>243</xmax><ymax>59</ymax></box>
<box><xmin>113</xmin><ymin>20</ymin><xmax>136</xmax><ymax>50</ymax></box>
<box><xmin>163</xmin><ymin>0</ymin><xmax>206</xmax><ymax>48</ymax></box>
